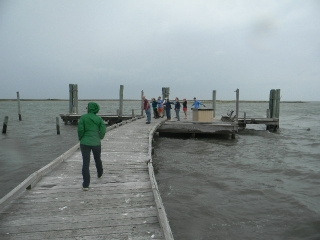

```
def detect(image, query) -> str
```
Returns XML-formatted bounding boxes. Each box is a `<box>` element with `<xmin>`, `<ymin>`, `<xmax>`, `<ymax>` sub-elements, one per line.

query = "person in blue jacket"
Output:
<box><xmin>163</xmin><ymin>98</ymin><xmax>174</xmax><ymax>120</ymax></box>
<box><xmin>192</xmin><ymin>97</ymin><xmax>206</xmax><ymax>109</ymax></box>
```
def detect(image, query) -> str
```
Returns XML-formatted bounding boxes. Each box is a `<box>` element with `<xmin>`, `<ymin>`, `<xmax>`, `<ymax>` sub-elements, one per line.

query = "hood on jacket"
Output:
<box><xmin>87</xmin><ymin>102</ymin><xmax>100</xmax><ymax>114</ymax></box>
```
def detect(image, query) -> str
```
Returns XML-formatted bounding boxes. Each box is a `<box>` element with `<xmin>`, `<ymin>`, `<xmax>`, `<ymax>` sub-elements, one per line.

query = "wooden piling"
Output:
<box><xmin>270</xmin><ymin>89</ymin><xmax>277</xmax><ymax>118</ymax></box>
<box><xmin>2</xmin><ymin>116</ymin><xmax>8</xmax><ymax>134</ymax></box>
<box><xmin>275</xmin><ymin>89</ymin><xmax>281</xmax><ymax>118</ymax></box>
<box><xmin>141</xmin><ymin>90</ymin><xmax>144</xmax><ymax>116</ymax></box>
<box><xmin>132</xmin><ymin>109</ymin><xmax>135</xmax><ymax>118</ymax></box>
<box><xmin>268</xmin><ymin>89</ymin><xmax>281</xmax><ymax>131</ymax></box>
<box><xmin>235</xmin><ymin>88</ymin><xmax>239</xmax><ymax>124</ymax></box>
<box><xmin>212</xmin><ymin>90</ymin><xmax>216</xmax><ymax>118</ymax></box>
<box><xmin>17</xmin><ymin>92</ymin><xmax>22</xmax><ymax>121</ymax></box>
<box><xmin>119</xmin><ymin>85</ymin><xmax>124</xmax><ymax>117</ymax></box>
<box><xmin>162</xmin><ymin>87</ymin><xmax>170</xmax><ymax>100</ymax></box>
<box><xmin>69</xmin><ymin>84</ymin><xmax>78</xmax><ymax>114</ymax></box>
<box><xmin>162</xmin><ymin>87</ymin><xmax>170</xmax><ymax>117</ymax></box>
<box><xmin>56</xmin><ymin>117</ymin><xmax>60</xmax><ymax>135</ymax></box>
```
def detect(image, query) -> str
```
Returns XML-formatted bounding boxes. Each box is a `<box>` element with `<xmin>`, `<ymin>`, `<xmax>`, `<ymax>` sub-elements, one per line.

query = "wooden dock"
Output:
<box><xmin>0</xmin><ymin>117</ymin><xmax>173</xmax><ymax>240</ymax></box>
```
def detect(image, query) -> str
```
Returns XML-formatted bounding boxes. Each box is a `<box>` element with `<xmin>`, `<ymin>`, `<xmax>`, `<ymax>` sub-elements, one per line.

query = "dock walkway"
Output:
<box><xmin>0</xmin><ymin>117</ymin><xmax>172</xmax><ymax>240</ymax></box>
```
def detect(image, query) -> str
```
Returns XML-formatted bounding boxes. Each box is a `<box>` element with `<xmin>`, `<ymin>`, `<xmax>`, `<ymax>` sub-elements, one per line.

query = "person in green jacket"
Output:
<box><xmin>78</xmin><ymin>102</ymin><xmax>106</xmax><ymax>191</ymax></box>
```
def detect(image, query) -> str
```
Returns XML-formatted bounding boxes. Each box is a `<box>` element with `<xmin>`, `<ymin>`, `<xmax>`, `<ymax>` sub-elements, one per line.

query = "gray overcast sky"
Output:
<box><xmin>1</xmin><ymin>1</ymin><xmax>319</xmax><ymax>101</ymax></box>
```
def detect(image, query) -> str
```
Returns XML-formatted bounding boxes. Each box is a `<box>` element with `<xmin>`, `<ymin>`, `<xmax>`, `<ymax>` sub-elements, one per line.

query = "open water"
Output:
<box><xmin>0</xmin><ymin>100</ymin><xmax>319</xmax><ymax>239</ymax></box>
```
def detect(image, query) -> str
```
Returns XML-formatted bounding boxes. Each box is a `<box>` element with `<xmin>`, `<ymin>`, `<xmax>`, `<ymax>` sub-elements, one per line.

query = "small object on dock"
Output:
<box><xmin>221</xmin><ymin>110</ymin><xmax>236</xmax><ymax>122</ymax></box>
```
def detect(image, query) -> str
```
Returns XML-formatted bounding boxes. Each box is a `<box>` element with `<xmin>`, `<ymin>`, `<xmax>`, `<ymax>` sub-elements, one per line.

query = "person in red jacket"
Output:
<box><xmin>142</xmin><ymin>95</ymin><xmax>151</xmax><ymax>124</ymax></box>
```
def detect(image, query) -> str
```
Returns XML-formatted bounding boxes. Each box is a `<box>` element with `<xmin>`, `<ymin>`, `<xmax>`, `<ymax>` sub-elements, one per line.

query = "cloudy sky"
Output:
<box><xmin>1</xmin><ymin>1</ymin><xmax>319</xmax><ymax>101</ymax></box>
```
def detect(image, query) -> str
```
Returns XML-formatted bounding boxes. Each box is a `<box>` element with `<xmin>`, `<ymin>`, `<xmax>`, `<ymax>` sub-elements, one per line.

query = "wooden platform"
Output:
<box><xmin>238</xmin><ymin>117</ymin><xmax>279</xmax><ymax>130</ymax></box>
<box><xmin>157</xmin><ymin>120</ymin><xmax>237</xmax><ymax>136</ymax></box>
<box><xmin>0</xmin><ymin>117</ymin><xmax>173</xmax><ymax>240</ymax></box>
<box><xmin>60</xmin><ymin>114</ymin><xmax>133</xmax><ymax>125</ymax></box>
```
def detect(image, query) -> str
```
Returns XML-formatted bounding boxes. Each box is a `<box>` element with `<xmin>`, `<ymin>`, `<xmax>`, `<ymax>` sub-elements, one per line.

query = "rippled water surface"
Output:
<box><xmin>153</xmin><ymin>101</ymin><xmax>320</xmax><ymax>240</ymax></box>
<box><xmin>0</xmin><ymin>100</ymin><xmax>141</xmax><ymax>198</ymax></box>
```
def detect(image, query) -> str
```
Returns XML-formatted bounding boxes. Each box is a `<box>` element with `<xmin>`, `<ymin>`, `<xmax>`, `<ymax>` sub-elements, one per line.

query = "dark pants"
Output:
<box><xmin>80</xmin><ymin>144</ymin><xmax>103</xmax><ymax>188</ymax></box>
<box><xmin>153</xmin><ymin>108</ymin><xmax>159</xmax><ymax>118</ymax></box>
<box><xmin>166</xmin><ymin>108</ymin><xmax>171</xmax><ymax>119</ymax></box>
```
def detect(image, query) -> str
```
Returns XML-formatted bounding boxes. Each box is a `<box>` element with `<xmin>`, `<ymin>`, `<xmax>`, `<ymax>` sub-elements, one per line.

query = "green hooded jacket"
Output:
<box><xmin>78</xmin><ymin>102</ymin><xmax>106</xmax><ymax>146</ymax></box>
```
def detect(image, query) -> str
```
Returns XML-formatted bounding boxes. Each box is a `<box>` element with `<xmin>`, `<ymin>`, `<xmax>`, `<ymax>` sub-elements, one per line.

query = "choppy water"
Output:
<box><xmin>0</xmin><ymin>100</ymin><xmax>141</xmax><ymax>199</ymax></box>
<box><xmin>153</xmin><ymin>101</ymin><xmax>320</xmax><ymax>240</ymax></box>
<box><xmin>1</xmin><ymin>100</ymin><xmax>319</xmax><ymax>239</ymax></box>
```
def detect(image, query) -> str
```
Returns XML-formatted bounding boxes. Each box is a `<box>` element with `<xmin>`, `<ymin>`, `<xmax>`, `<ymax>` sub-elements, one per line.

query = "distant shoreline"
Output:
<box><xmin>0</xmin><ymin>99</ymin><xmax>307</xmax><ymax>103</ymax></box>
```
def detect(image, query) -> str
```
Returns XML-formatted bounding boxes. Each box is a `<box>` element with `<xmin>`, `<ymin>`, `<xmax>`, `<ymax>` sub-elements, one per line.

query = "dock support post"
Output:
<box><xmin>2</xmin><ymin>116</ymin><xmax>8</xmax><ymax>134</ymax></box>
<box><xmin>56</xmin><ymin>117</ymin><xmax>60</xmax><ymax>135</ymax></box>
<box><xmin>275</xmin><ymin>89</ymin><xmax>281</xmax><ymax>118</ymax></box>
<box><xmin>244</xmin><ymin>112</ymin><xmax>246</xmax><ymax>124</ymax></box>
<box><xmin>162</xmin><ymin>87</ymin><xmax>170</xmax><ymax>100</ymax></box>
<box><xmin>235</xmin><ymin>89</ymin><xmax>239</xmax><ymax>130</ymax></box>
<box><xmin>231</xmin><ymin>133</ymin><xmax>236</xmax><ymax>139</ymax></box>
<box><xmin>141</xmin><ymin>90</ymin><xmax>144</xmax><ymax>116</ymax></box>
<box><xmin>132</xmin><ymin>109</ymin><xmax>135</xmax><ymax>118</ymax></box>
<box><xmin>268</xmin><ymin>89</ymin><xmax>280</xmax><ymax>131</ymax></box>
<box><xmin>212</xmin><ymin>90</ymin><xmax>216</xmax><ymax>118</ymax></box>
<box><xmin>69</xmin><ymin>84</ymin><xmax>78</xmax><ymax>114</ymax></box>
<box><xmin>119</xmin><ymin>85</ymin><xmax>124</xmax><ymax>117</ymax></box>
<box><xmin>17</xmin><ymin>92</ymin><xmax>22</xmax><ymax>121</ymax></box>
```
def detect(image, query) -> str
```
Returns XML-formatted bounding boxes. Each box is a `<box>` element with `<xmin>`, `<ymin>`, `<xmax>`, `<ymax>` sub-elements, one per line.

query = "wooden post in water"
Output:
<box><xmin>132</xmin><ymin>109</ymin><xmax>135</xmax><ymax>118</ymax></box>
<box><xmin>2</xmin><ymin>116</ymin><xmax>8</xmax><ymax>134</ymax></box>
<box><xmin>268</xmin><ymin>89</ymin><xmax>281</xmax><ymax>131</ymax></box>
<box><xmin>69</xmin><ymin>84</ymin><xmax>73</xmax><ymax>113</ymax></box>
<box><xmin>74</xmin><ymin>84</ymin><xmax>78</xmax><ymax>114</ymax></box>
<box><xmin>56</xmin><ymin>117</ymin><xmax>60</xmax><ymax>135</ymax></box>
<box><xmin>141</xmin><ymin>90</ymin><xmax>144</xmax><ymax>116</ymax></box>
<box><xmin>212</xmin><ymin>90</ymin><xmax>216</xmax><ymax>118</ymax></box>
<box><xmin>119</xmin><ymin>85</ymin><xmax>124</xmax><ymax>117</ymax></box>
<box><xmin>235</xmin><ymin>88</ymin><xmax>239</xmax><ymax>124</ymax></box>
<box><xmin>17</xmin><ymin>92</ymin><xmax>22</xmax><ymax>121</ymax></box>
<box><xmin>275</xmin><ymin>89</ymin><xmax>281</xmax><ymax>118</ymax></box>
<box><xmin>269</xmin><ymin>89</ymin><xmax>280</xmax><ymax>118</ymax></box>
<box><xmin>69</xmin><ymin>84</ymin><xmax>78</xmax><ymax>114</ymax></box>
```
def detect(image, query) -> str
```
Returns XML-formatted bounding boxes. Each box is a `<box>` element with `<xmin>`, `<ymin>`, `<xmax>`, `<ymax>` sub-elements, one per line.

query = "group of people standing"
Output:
<box><xmin>142</xmin><ymin>96</ymin><xmax>206</xmax><ymax>123</ymax></box>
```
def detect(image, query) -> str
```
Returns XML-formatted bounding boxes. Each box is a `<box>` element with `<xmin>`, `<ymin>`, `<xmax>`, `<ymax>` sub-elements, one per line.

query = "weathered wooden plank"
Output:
<box><xmin>0</xmin><ymin>223</ymin><xmax>164</xmax><ymax>240</ymax></box>
<box><xmin>1</xmin><ymin>203</ymin><xmax>157</xmax><ymax>216</ymax></box>
<box><xmin>0</xmin><ymin>216</ymin><xmax>159</xmax><ymax>234</ymax></box>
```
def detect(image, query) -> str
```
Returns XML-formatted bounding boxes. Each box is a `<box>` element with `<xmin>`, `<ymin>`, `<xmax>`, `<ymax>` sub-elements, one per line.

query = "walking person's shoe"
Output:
<box><xmin>83</xmin><ymin>187</ymin><xmax>89</xmax><ymax>191</ymax></box>
<box><xmin>98</xmin><ymin>173</ymin><xmax>103</xmax><ymax>178</ymax></box>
